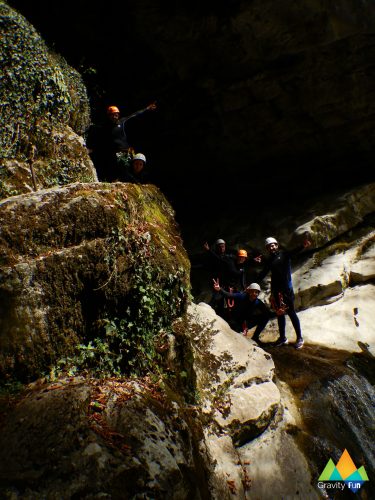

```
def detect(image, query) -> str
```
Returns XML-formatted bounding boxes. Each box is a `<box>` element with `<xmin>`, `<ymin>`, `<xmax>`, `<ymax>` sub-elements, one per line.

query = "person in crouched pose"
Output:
<box><xmin>213</xmin><ymin>279</ymin><xmax>270</xmax><ymax>344</ymax></box>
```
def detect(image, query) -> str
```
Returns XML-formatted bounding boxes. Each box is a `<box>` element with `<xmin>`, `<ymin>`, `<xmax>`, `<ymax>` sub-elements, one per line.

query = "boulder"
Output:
<box><xmin>293</xmin><ymin>228</ymin><xmax>375</xmax><ymax>309</ymax></box>
<box><xmin>0</xmin><ymin>183</ymin><xmax>190</xmax><ymax>379</ymax></box>
<box><xmin>294</xmin><ymin>284</ymin><xmax>375</xmax><ymax>355</ymax></box>
<box><xmin>0</xmin><ymin>2</ymin><xmax>96</xmax><ymax>199</ymax></box>
<box><xmin>186</xmin><ymin>302</ymin><xmax>280</xmax><ymax>498</ymax></box>
<box><xmin>350</xmin><ymin>236</ymin><xmax>375</xmax><ymax>284</ymax></box>
<box><xmin>0</xmin><ymin>378</ymin><xmax>205</xmax><ymax>499</ymax></box>
<box><xmin>292</xmin><ymin>183</ymin><xmax>375</xmax><ymax>248</ymax></box>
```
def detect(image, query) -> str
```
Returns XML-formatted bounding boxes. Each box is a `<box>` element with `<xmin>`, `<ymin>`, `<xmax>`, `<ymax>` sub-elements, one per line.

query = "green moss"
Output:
<box><xmin>0</xmin><ymin>184</ymin><xmax>191</xmax><ymax>381</ymax></box>
<box><xmin>0</xmin><ymin>2</ymin><xmax>93</xmax><ymax>198</ymax></box>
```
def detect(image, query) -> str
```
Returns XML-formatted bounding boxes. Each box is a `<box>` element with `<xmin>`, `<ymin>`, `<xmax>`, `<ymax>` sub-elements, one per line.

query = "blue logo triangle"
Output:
<box><xmin>345</xmin><ymin>470</ymin><xmax>365</xmax><ymax>492</ymax></box>
<box><xmin>330</xmin><ymin>467</ymin><xmax>343</xmax><ymax>481</ymax></box>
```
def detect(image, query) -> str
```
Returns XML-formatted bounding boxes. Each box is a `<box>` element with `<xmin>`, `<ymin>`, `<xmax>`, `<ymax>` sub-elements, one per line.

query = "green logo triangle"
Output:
<box><xmin>357</xmin><ymin>466</ymin><xmax>369</xmax><ymax>481</ymax></box>
<box><xmin>319</xmin><ymin>459</ymin><xmax>336</xmax><ymax>480</ymax></box>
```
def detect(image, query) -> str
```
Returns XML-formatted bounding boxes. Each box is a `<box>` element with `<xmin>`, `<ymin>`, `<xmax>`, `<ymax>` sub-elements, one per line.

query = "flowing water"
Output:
<box><xmin>267</xmin><ymin>344</ymin><xmax>375</xmax><ymax>499</ymax></box>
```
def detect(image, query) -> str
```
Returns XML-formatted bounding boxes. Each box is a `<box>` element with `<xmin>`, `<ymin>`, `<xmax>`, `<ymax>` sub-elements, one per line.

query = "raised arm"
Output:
<box><xmin>123</xmin><ymin>101</ymin><xmax>157</xmax><ymax>122</ymax></box>
<box><xmin>212</xmin><ymin>279</ymin><xmax>245</xmax><ymax>299</ymax></box>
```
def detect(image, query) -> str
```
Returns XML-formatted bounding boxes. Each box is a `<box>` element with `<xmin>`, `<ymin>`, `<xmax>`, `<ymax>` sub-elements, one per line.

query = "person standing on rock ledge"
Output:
<box><xmin>203</xmin><ymin>239</ymin><xmax>235</xmax><ymax>317</ymax></box>
<box><xmin>86</xmin><ymin>102</ymin><xmax>157</xmax><ymax>182</ymax></box>
<box><xmin>257</xmin><ymin>235</ymin><xmax>311</xmax><ymax>349</ymax></box>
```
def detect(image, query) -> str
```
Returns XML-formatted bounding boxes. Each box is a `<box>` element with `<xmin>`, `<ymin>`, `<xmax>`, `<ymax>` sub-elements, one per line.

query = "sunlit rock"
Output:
<box><xmin>292</xmin><ymin>183</ymin><xmax>375</xmax><ymax>248</ymax></box>
<box><xmin>291</xmin><ymin>285</ymin><xmax>374</xmax><ymax>355</ymax></box>
<box><xmin>187</xmin><ymin>302</ymin><xmax>280</xmax><ymax>498</ymax></box>
<box><xmin>350</xmin><ymin>237</ymin><xmax>375</xmax><ymax>284</ymax></box>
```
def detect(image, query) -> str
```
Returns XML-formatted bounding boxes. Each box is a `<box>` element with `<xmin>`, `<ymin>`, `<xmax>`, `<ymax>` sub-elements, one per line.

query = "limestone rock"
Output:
<box><xmin>239</xmin><ymin>401</ymin><xmax>319</xmax><ymax>500</ymax></box>
<box><xmin>293</xmin><ymin>228</ymin><xmax>375</xmax><ymax>309</ymax></box>
<box><xmin>0</xmin><ymin>183</ymin><xmax>190</xmax><ymax>379</ymax></box>
<box><xmin>294</xmin><ymin>246</ymin><xmax>356</xmax><ymax>309</ymax></box>
<box><xmin>292</xmin><ymin>183</ymin><xmax>375</xmax><ymax>248</ymax></box>
<box><xmin>294</xmin><ymin>284</ymin><xmax>375</xmax><ymax>355</ymax></box>
<box><xmin>187</xmin><ymin>303</ymin><xmax>278</xmax><ymax>424</ymax></box>
<box><xmin>0</xmin><ymin>2</ymin><xmax>95</xmax><ymax>199</ymax></box>
<box><xmin>186</xmin><ymin>302</ymin><xmax>280</xmax><ymax>498</ymax></box>
<box><xmin>214</xmin><ymin>381</ymin><xmax>280</xmax><ymax>447</ymax></box>
<box><xmin>0</xmin><ymin>378</ymin><xmax>204</xmax><ymax>499</ymax></box>
<box><xmin>351</xmin><ymin>236</ymin><xmax>375</xmax><ymax>284</ymax></box>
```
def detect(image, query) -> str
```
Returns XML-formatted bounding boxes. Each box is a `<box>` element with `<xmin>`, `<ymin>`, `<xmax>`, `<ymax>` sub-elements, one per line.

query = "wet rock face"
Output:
<box><xmin>0</xmin><ymin>183</ymin><xmax>190</xmax><ymax>379</ymax></box>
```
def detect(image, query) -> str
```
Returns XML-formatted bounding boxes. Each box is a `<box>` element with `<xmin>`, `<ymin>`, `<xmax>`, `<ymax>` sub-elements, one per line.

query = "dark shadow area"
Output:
<box><xmin>7</xmin><ymin>0</ymin><xmax>375</xmax><ymax>245</ymax></box>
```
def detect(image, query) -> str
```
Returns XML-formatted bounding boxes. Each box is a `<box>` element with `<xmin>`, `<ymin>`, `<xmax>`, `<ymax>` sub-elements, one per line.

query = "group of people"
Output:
<box><xmin>87</xmin><ymin>102</ymin><xmax>311</xmax><ymax>350</ymax></box>
<box><xmin>86</xmin><ymin>102</ymin><xmax>156</xmax><ymax>184</ymax></box>
<box><xmin>204</xmin><ymin>235</ymin><xmax>311</xmax><ymax>349</ymax></box>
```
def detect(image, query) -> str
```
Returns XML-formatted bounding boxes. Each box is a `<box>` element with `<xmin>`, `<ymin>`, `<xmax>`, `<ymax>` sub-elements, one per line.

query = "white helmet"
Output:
<box><xmin>133</xmin><ymin>153</ymin><xmax>146</xmax><ymax>163</ymax></box>
<box><xmin>247</xmin><ymin>283</ymin><xmax>261</xmax><ymax>292</ymax></box>
<box><xmin>265</xmin><ymin>237</ymin><xmax>278</xmax><ymax>247</ymax></box>
<box><xmin>215</xmin><ymin>238</ymin><xmax>225</xmax><ymax>245</ymax></box>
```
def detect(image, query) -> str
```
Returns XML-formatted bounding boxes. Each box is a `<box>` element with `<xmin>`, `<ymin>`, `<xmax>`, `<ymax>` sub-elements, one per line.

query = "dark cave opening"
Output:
<box><xmin>7</xmin><ymin>0</ymin><xmax>375</xmax><ymax>245</ymax></box>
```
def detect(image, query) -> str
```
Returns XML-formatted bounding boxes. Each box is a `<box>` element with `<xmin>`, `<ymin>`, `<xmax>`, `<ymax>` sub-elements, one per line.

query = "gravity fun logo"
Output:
<box><xmin>318</xmin><ymin>449</ymin><xmax>369</xmax><ymax>493</ymax></box>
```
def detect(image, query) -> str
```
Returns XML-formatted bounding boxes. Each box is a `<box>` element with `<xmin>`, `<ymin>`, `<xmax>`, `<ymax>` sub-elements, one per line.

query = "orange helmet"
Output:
<box><xmin>237</xmin><ymin>249</ymin><xmax>248</xmax><ymax>258</ymax></box>
<box><xmin>107</xmin><ymin>105</ymin><xmax>120</xmax><ymax>115</ymax></box>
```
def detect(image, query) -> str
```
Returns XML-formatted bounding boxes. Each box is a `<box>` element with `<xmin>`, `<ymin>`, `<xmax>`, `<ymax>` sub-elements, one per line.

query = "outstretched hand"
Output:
<box><xmin>213</xmin><ymin>278</ymin><xmax>220</xmax><ymax>291</ymax></box>
<box><xmin>147</xmin><ymin>101</ymin><xmax>157</xmax><ymax>111</ymax></box>
<box><xmin>203</xmin><ymin>241</ymin><xmax>210</xmax><ymax>251</ymax></box>
<box><xmin>254</xmin><ymin>254</ymin><xmax>263</xmax><ymax>263</ymax></box>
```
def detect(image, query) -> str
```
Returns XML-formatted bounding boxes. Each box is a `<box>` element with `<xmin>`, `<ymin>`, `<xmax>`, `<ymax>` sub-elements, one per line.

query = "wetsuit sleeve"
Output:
<box><xmin>256</xmin><ymin>262</ymin><xmax>271</xmax><ymax>283</ymax></box>
<box><xmin>219</xmin><ymin>289</ymin><xmax>246</xmax><ymax>300</ymax></box>
<box><xmin>226</xmin><ymin>258</ymin><xmax>243</xmax><ymax>277</ymax></box>
<box><xmin>123</xmin><ymin>170</ymin><xmax>140</xmax><ymax>184</ymax></box>
<box><xmin>123</xmin><ymin>107</ymin><xmax>150</xmax><ymax>123</ymax></box>
<box><xmin>207</xmin><ymin>249</ymin><xmax>221</xmax><ymax>261</ymax></box>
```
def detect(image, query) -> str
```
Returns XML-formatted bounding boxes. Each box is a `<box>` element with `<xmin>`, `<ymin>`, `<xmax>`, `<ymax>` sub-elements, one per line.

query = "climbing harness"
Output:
<box><xmin>271</xmin><ymin>292</ymin><xmax>288</xmax><ymax>316</ymax></box>
<box><xmin>226</xmin><ymin>287</ymin><xmax>235</xmax><ymax>309</ymax></box>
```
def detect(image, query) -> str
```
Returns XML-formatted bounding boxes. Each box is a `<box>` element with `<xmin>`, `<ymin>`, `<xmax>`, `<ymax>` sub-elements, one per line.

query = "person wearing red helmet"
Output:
<box><xmin>86</xmin><ymin>102</ymin><xmax>156</xmax><ymax>182</ymax></box>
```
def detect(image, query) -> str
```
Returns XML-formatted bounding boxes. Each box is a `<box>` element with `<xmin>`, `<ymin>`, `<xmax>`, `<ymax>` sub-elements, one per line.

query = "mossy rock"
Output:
<box><xmin>0</xmin><ymin>182</ymin><xmax>191</xmax><ymax>380</ymax></box>
<box><xmin>0</xmin><ymin>1</ymin><xmax>96</xmax><ymax>199</ymax></box>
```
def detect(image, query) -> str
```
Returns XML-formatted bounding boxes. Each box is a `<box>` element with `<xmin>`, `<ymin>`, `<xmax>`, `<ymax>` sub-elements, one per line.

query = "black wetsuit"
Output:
<box><xmin>219</xmin><ymin>289</ymin><xmax>270</xmax><ymax>339</ymax></box>
<box><xmin>205</xmin><ymin>249</ymin><xmax>235</xmax><ymax>288</ymax></box>
<box><xmin>226</xmin><ymin>247</ymin><xmax>263</xmax><ymax>290</ymax></box>
<box><xmin>258</xmin><ymin>246</ymin><xmax>304</xmax><ymax>342</ymax></box>
<box><xmin>123</xmin><ymin>166</ymin><xmax>150</xmax><ymax>184</ymax></box>
<box><xmin>86</xmin><ymin>107</ymin><xmax>151</xmax><ymax>182</ymax></box>
<box><xmin>226</xmin><ymin>258</ymin><xmax>246</xmax><ymax>290</ymax></box>
<box><xmin>204</xmin><ymin>249</ymin><xmax>235</xmax><ymax>316</ymax></box>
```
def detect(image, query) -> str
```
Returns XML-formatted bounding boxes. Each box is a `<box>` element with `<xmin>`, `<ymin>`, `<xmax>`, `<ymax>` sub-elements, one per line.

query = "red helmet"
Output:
<box><xmin>107</xmin><ymin>105</ymin><xmax>120</xmax><ymax>115</ymax></box>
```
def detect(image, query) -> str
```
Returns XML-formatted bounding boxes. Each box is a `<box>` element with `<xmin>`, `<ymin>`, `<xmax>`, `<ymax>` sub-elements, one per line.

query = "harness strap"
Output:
<box><xmin>227</xmin><ymin>287</ymin><xmax>235</xmax><ymax>309</ymax></box>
